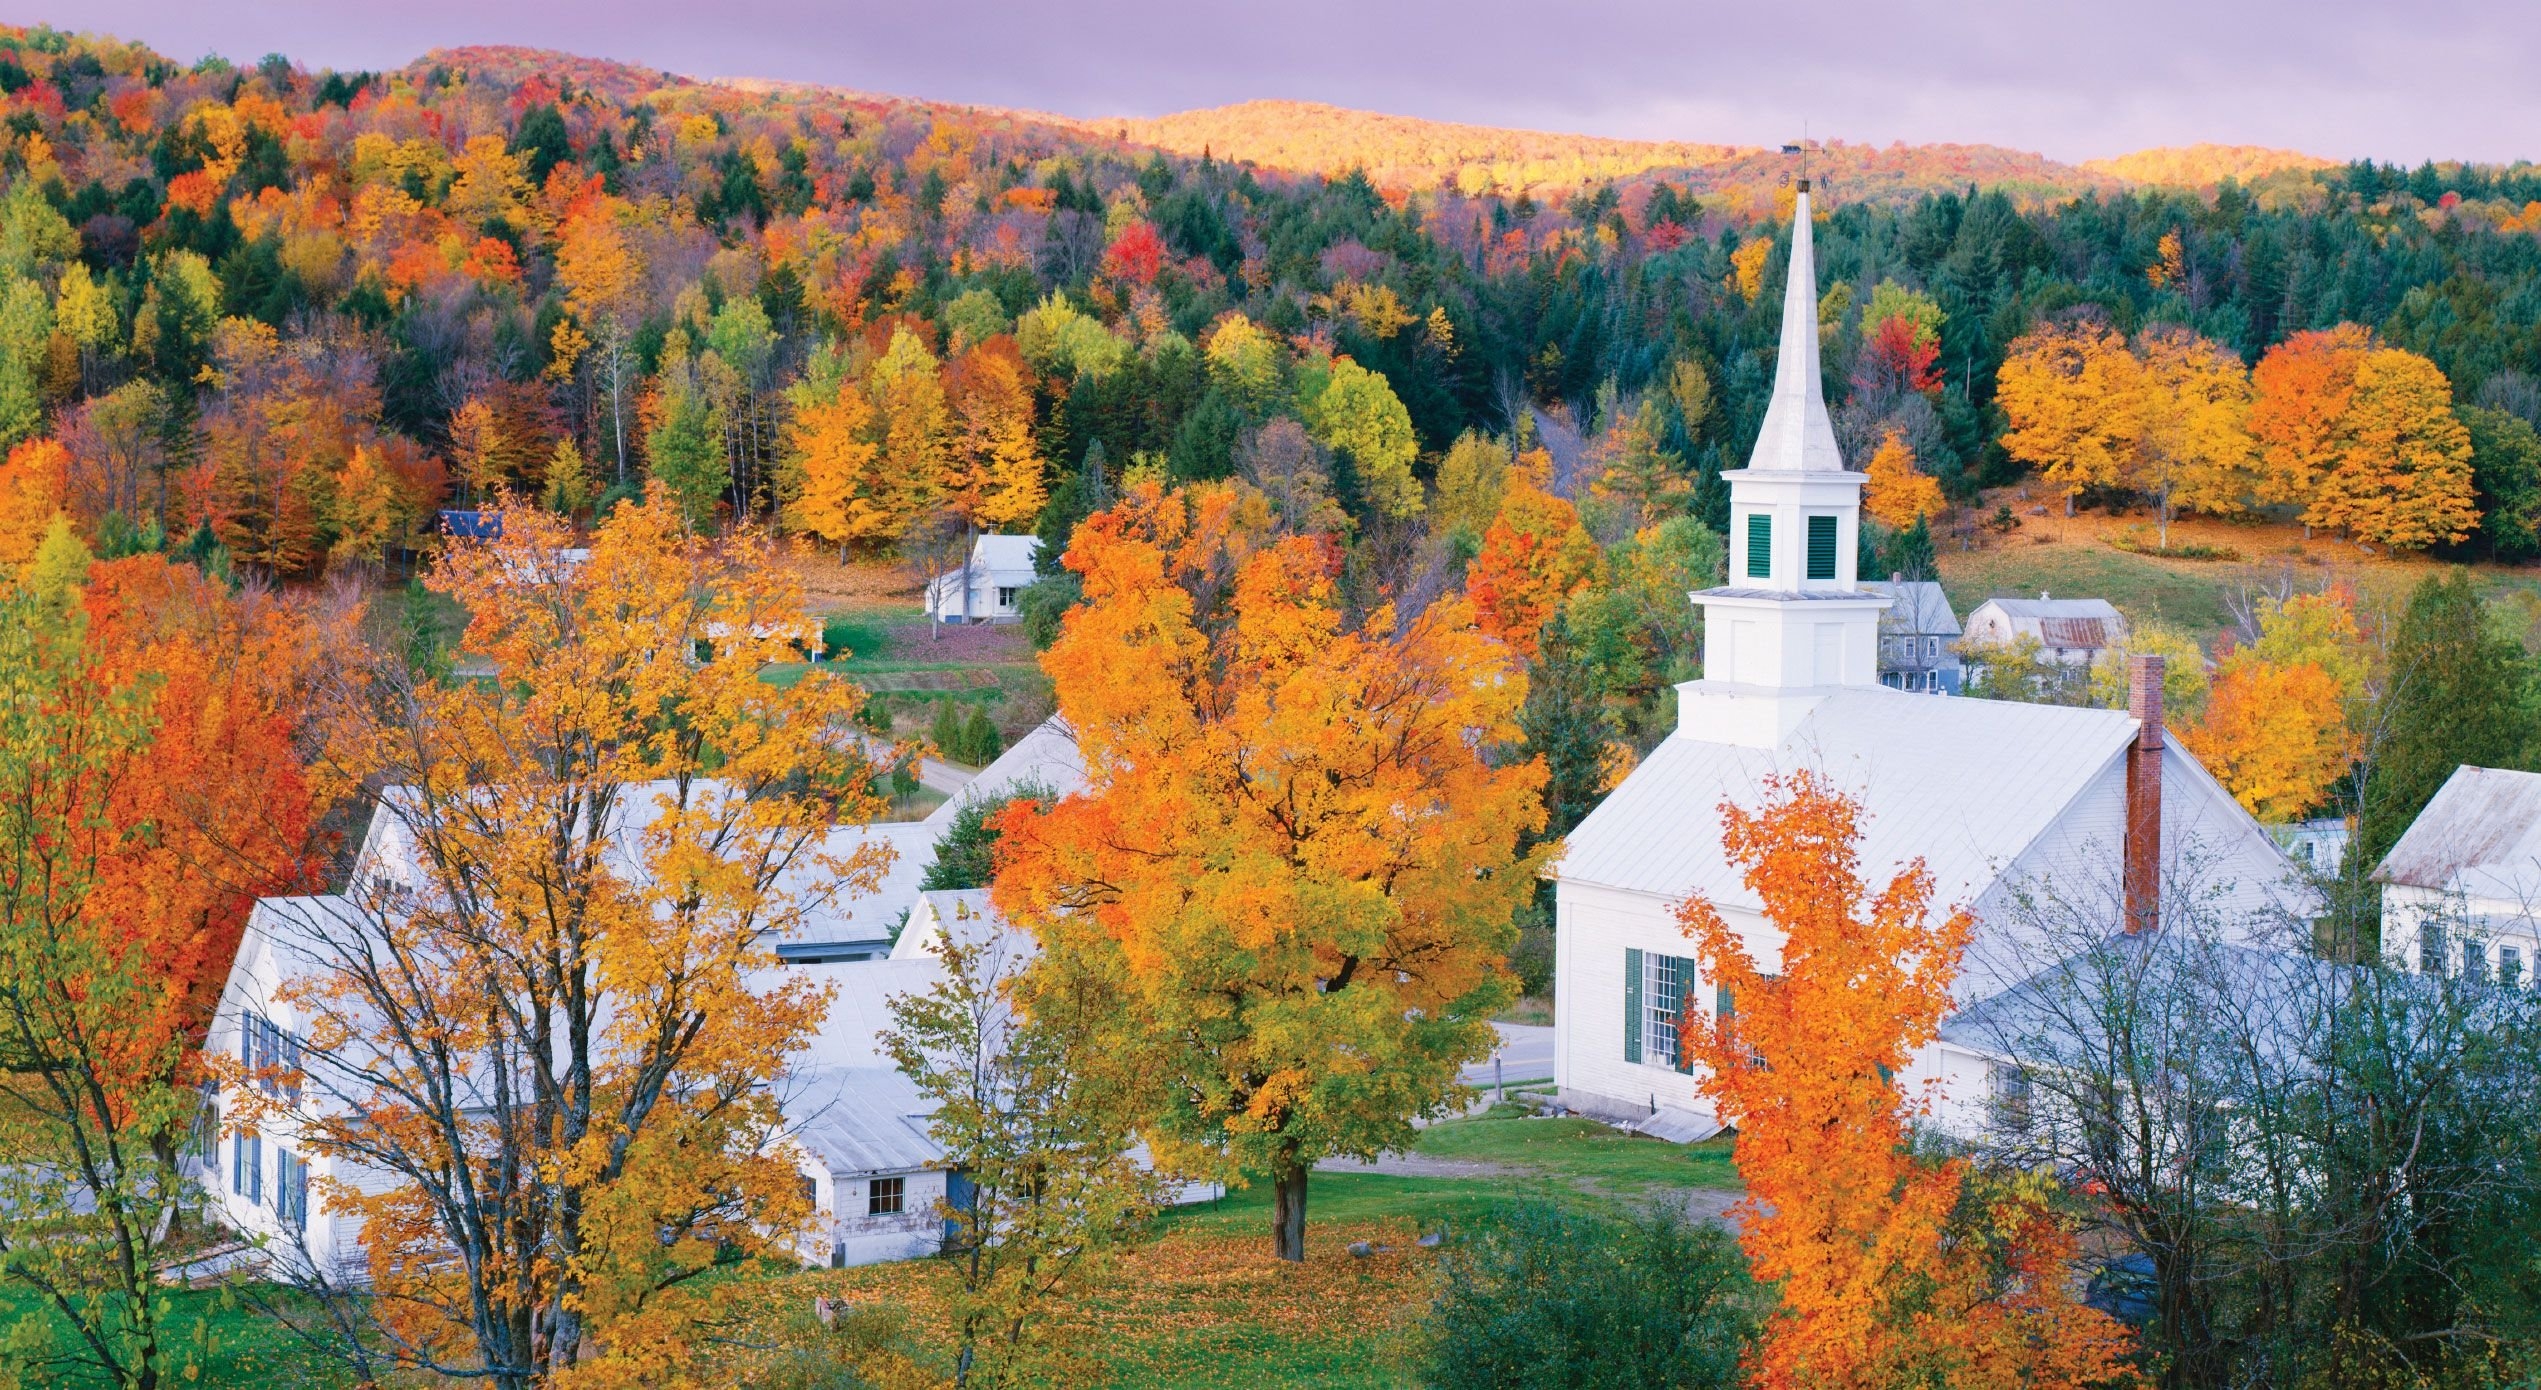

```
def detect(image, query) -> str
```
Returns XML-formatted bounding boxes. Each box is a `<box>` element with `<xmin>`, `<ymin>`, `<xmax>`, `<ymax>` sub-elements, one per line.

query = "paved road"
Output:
<box><xmin>1462</xmin><ymin>1022</ymin><xmax>1552</xmax><ymax>1088</ymax></box>
<box><xmin>855</xmin><ymin>734</ymin><xmax>977</xmax><ymax>797</ymax></box>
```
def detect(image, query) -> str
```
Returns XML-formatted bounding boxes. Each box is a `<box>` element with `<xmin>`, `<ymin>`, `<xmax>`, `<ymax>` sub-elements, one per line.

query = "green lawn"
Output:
<box><xmin>800</xmin><ymin>1115</ymin><xmax>1747</xmax><ymax>1389</ymax></box>
<box><xmin>1409</xmin><ymin>1106</ymin><xmax>1741</xmax><ymax>1197</ymax></box>
<box><xmin>0</xmin><ymin>1281</ymin><xmax>347</xmax><ymax>1389</ymax></box>
<box><xmin>1939</xmin><ymin>538</ymin><xmax>2243</xmax><ymax>638</ymax></box>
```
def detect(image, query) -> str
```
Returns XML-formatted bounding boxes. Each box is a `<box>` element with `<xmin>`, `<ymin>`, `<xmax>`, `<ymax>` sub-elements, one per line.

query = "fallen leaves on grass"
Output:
<box><xmin>801</xmin><ymin>1219</ymin><xmax>1439</xmax><ymax>1387</ymax></box>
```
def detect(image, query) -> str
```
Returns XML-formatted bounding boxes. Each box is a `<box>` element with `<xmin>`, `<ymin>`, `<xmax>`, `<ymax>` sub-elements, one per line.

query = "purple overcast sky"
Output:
<box><xmin>44</xmin><ymin>1</ymin><xmax>2541</xmax><ymax>165</ymax></box>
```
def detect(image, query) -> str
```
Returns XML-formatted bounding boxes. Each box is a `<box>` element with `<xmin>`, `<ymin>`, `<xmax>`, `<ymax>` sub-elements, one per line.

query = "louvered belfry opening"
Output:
<box><xmin>2124</xmin><ymin>654</ymin><xmax>2165</xmax><ymax>934</ymax></box>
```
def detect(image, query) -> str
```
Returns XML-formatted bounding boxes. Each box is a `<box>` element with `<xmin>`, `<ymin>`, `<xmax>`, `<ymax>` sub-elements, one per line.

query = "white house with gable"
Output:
<box><xmin>925</xmin><ymin>534</ymin><xmax>1042</xmax><ymax>624</ymax></box>
<box><xmin>1549</xmin><ymin>181</ymin><xmax>2304</xmax><ymax>1143</ymax></box>
<box><xmin>203</xmin><ymin>718</ymin><xmax>1121</xmax><ymax>1275</ymax></box>
<box><xmin>1963</xmin><ymin>595</ymin><xmax>2128</xmax><ymax>667</ymax></box>
<box><xmin>2374</xmin><ymin>765</ymin><xmax>2541</xmax><ymax>984</ymax></box>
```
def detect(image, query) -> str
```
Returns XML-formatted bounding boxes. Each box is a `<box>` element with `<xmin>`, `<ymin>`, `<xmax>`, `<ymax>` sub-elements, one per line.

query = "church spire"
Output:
<box><xmin>1745</xmin><ymin>181</ymin><xmax>1844</xmax><ymax>473</ymax></box>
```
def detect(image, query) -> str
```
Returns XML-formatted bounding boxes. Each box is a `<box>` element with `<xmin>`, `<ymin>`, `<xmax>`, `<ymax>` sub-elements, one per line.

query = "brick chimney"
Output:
<box><xmin>2123</xmin><ymin>654</ymin><xmax>2164</xmax><ymax>934</ymax></box>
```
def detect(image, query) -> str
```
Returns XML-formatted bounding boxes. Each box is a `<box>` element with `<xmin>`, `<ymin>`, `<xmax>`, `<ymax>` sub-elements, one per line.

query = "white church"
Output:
<box><xmin>1548</xmin><ymin>182</ymin><xmax>2305</xmax><ymax>1141</ymax></box>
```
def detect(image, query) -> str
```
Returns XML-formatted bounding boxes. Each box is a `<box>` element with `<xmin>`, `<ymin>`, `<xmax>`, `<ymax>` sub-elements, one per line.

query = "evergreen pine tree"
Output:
<box><xmin>2356</xmin><ymin>571</ymin><xmax>2540</xmax><ymax>891</ymax></box>
<box><xmin>963</xmin><ymin>705</ymin><xmax>1004</xmax><ymax>765</ymax></box>
<box><xmin>1518</xmin><ymin>610</ymin><xmax>1615</xmax><ymax>852</ymax></box>
<box><xmin>1880</xmin><ymin>515</ymin><xmax>1937</xmax><ymax>581</ymax></box>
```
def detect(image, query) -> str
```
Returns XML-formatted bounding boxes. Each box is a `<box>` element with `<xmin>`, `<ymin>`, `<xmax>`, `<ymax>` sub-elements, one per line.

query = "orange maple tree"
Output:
<box><xmin>1677</xmin><ymin>772</ymin><xmax>2133</xmax><ymax>1388</ymax></box>
<box><xmin>991</xmin><ymin>478</ymin><xmax>1548</xmax><ymax>1264</ymax></box>
<box><xmin>2249</xmin><ymin>324</ymin><xmax>2372</xmax><ymax>511</ymax></box>
<box><xmin>77</xmin><ymin>556</ymin><xmax>343</xmax><ymax>1072</ymax></box>
<box><xmin>1464</xmin><ymin>476</ymin><xmax>1601</xmax><ymax>658</ymax></box>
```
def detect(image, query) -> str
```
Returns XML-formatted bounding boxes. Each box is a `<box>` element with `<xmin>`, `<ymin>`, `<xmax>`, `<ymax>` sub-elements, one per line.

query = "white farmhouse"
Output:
<box><xmin>1548</xmin><ymin>182</ymin><xmax>2302</xmax><ymax>1142</ymax></box>
<box><xmin>204</xmin><ymin>720</ymin><xmax>1114</xmax><ymax>1276</ymax></box>
<box><xmin>924</xmin><ymin>534</ymin><xmax>1043</xmax><ymax>624</ymax></box>
<box><xmin>2374</xmin><ymin>764</ymin><xmax>2541</xmax><ymax>984</ymax></box>
<box><xmin>1963</xmin><ymin>595</ymin><xmax>2129</xmax><ymax>667</ymax></box>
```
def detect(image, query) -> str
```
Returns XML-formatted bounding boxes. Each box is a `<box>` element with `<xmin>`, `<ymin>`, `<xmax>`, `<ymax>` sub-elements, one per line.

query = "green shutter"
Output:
<box><xmin>1715</xmin><ymin>983</ymin><xmax>1734</xmax><ymax>1020</ymax></box>
<box><xmin>1744</xmin><ymin>513</ymin><xmax>1771</xmax><ymax>579</ymax></box>
<box><xmin>1806</xmin><ymin>514</ymin><xmax>1838</xmax><ymax>579</ymax></box>
<box><xmin>1623</xmin><ymin>948</ymin><xmax>1643</xmax><ymax>1064</ymax></box>
<box><xmin>1673</xmin><ymin>957</ymin><xmax>1697</xmax><ymax>1074</ymax></box>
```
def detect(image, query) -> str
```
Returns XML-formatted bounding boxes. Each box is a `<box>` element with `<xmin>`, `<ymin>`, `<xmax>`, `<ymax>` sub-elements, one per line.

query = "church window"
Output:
<box><xmin>1744</xmin><ymin>514</ymin><xmax>1771</xmax><ymax>579</ymax></box>
<box><xmin>1990</xmin><ymin>1063</ymin><xmax>2034</xmax><ymax>1134</ymax></box>
<box><xmin>2418</xmin><ymin>922</ymin><xmax>2446</xmax><ymax>974</ymax></box>
<box><xmin>1642</xmin><ymin>952</ymin><xmax>1685</xmax><ymax>1069</ymax></box>
<box><xmin>1805</xmin><ymin>514</ymin><xmax>1838</xmax><ymax>580</ymax></box>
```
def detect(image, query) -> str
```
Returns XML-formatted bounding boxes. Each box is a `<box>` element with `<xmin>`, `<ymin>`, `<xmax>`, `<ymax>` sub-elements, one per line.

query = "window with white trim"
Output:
<box><xmin>2502</xmin><ymin>945</ymin><xmax>2525</xmax><ymax>988</ymax></box>
<box><xmin>1643</xmin><ymin>953</ymin><xmax>1685</xmax><ymax>1069</ymax></box>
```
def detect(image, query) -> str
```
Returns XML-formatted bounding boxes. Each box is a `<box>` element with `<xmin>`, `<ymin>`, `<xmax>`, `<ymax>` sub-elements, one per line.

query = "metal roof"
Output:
<box><xmin>1556</xmin><ymin>687</ymin><xmax>2139</xmax><ymax>914</ymax></box>
<box><xmin>925</xmin><ymin>718</ymin><xmax>1086</xmax><ymax>830</ymax></box>
<box><xmin>971</xmin><ymin>534</ymin><xmax>1042</xmax><ymax>574</ymax></box>
<box><xmin>1938</xmin><ymin>934</ymin><xmax>2344</xmax><ymax>1075</ymax></box>
<box><xmin>782</xmin><ymin>1066</ymin><xmax>943</xmax><ymax>1176</ymax></box>
<box><xmin>2038</xmin><ymin>617</ymin><xmax>2113</xmax><ymax>649</ymax></box>
<box><xmin>2373</xmin><ymin>765</ymin><xmax>2541</xmax><ymax>902</ymax></box>
<box><xmin>1862</xmin><ymin>580</ymin><xmax>1962</xmax><ymax>637</ymax></box>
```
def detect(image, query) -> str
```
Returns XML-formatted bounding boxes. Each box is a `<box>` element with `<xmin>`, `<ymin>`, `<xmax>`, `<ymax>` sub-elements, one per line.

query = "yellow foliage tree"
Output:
<box><xmin>1730</xmin><ymin>239</ymin><xmax>1773</xmax><ymax>303</ymax></box>
<box><xmin>244</xmin><ymin>488</ymin><xmax>895</xmax><ymax>1382</ymax></box>
<box><xmin>1996</xmin><ymin>319</ymin><xmax>2142</xmax><ymax>513</ymax></box>
<box><xmin>2130</xmin><ymin>326</ymin><xmax>2254</xmax><ymax>544</ymax></box>
<box><xmin>781</xmin><ymin>346</ymin><xmax>888</xmax><ymax>555</ymax></box>
<box><xmin>2184</xmin><ymin>657</ymin><xmax>2357</xmax><ymax>822</ymax></box>
<box><xmin>2303</xmin><ymin>347</ymin><xmax>2479</xmax><ymax>551</ymax></box>
<box><xmin>991</xmin><ymin>479</ymin><xmax>1547</xmax><ymax>1264</ymax></box>
<box><xmin>1862</xmin><ymin>429</ymin><xmax>1944</xmax><ymax>528</ymax></box>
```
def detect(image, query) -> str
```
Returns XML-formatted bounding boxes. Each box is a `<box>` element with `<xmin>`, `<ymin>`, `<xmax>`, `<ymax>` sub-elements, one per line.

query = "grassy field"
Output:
<box><xmin>794</xmin><ymin>1106</ymin><xmax>1741</xmax><ymax>1388</ymax></box>
<box><xmin>0</xmin><ymin>1281</ymin><xmax>348</xmax><ymax>1389</ymax></box>
<box><xmin>1938</xmin><ymin>495</ymin><xmax>2541</xmax><ymax>652</ymax></box>
<box><xmin>1411</xmin><ymin>1107</ymin><xmax>1740</xmax><ymax>1197</ymax></box>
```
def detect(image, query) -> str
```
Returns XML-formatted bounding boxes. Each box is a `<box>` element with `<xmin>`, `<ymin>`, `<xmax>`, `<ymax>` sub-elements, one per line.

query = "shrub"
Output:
<box><xmin>2107</xmin><ymin>525</ymin><xmax>2240</xmax><ymax>561</ymax></box>
<box><xmin>1508</xmin><ymin>907</ymin><xmax>1554</xmax><ymax>998</ymax></box>
<box><xmin>1016</xmin><ymin>573</ymin><xmax>1082</xmax><ymax>650</ymax></box>
<box><xmin>1420</xmin><ymin>1202</ymin><xmax>1754</xmax><ymax>1389</ymax></box>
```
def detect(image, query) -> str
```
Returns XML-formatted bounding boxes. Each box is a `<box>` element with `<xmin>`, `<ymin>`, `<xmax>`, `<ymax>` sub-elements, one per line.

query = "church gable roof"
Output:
<box><xmin>1556</xmin><ymin>690</ymin><xmax>2139</xmax><ymax>913</ymax></box>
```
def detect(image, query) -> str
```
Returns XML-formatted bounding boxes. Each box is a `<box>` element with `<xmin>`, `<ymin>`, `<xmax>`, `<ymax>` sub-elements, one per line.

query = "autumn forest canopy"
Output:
<box><xmin>10</xmin><ymin>14</ymin><xmax>2541</xmax><ymax>1389</ymax></box>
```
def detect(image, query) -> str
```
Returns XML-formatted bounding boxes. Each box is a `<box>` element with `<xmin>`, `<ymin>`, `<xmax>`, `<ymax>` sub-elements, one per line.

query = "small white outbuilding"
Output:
<box><xmin>924</xmin><ymin>535</ymin><xmax>1043</xmax><ymax>624</ymax></box>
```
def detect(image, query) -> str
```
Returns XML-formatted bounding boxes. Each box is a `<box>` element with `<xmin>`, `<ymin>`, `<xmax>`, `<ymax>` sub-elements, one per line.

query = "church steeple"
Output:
<box><xmin>1677</xmin><ymin>179</ymin><xmax>1895</xmax><ymax>748</ymax></box>
<box><xmin>1745</xmin><ymin>182</ymin><xmax>1845</xmax><ymax>475</ymax></box>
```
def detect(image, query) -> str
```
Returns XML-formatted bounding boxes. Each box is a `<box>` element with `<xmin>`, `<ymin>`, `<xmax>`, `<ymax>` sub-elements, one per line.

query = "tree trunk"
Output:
<box><xmin>1271</xmin><ymin>1156</ymin><xmax>1308</xmax><ymax>1263</ymax></box>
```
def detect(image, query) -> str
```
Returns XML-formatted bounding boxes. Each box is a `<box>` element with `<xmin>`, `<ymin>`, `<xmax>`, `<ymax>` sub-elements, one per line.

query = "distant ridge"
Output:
<box><xmin>417</xmin><ymin>45</ymin><xmax>689</xmax><ymax>104</ymax></box>
<box><xmin>415</xmin><ymin>48</ymin><xmax>2333</xmax><ymax>206</ymax></box>
<box><xmin>2081</xmin><ymin>143</ymin><xmax>2336</xmax><ymax>188</ymax></box>
<box><xmin>1096</xmin><ymin>99</ymin><xmax>1751</xmax><ymax>197</ymax></box>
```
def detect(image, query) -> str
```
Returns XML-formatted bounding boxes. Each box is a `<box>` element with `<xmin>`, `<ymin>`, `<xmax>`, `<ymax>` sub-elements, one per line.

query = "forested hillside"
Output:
<box><xmin>2</xmin><ymin>21</ymin><xmax>2539</xmax><ymax>724</ymax></box>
